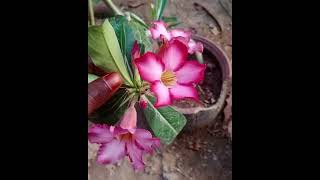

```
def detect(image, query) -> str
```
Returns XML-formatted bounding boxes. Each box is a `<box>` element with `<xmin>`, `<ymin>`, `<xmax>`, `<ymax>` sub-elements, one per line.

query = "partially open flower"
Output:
<box><xmin>187</xmin><ymin>39</ymin><xmax>204</xmax><ymax>54</ymax></box>
<box><xmin>135</xmin><ymin>39</ymin><xmax>206</xmax><ymax>107</ymax></box>
<box><xmin>139</xmin><ymin>100</ymin><xmax>147</xmax><ymax>109</ymax></box>
<box><xmin>88</xmin><ymin>103</ymin><xmax>160</xmax><ymax>171</ymax></box>
<box><xmin>131</xmin><ymin>41</ymin><xmax>140</xmax><ymax>60</ymax></box>
<box><xmin>148</xmin><ymin>20</ymin><xmax>203</xmax><ymax>54</ymax></box>
<box><xmin>149</xmin><ymin>21</ymin><xmax>171</xmax><ymax>40</ymax></box>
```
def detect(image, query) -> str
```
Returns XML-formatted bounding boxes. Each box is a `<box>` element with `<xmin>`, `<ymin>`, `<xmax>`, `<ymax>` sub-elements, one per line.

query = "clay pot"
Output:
<box><xmin>172</xmin><ymin>35</ymin><xmax>232</xmax><ymax>131</ymax></box>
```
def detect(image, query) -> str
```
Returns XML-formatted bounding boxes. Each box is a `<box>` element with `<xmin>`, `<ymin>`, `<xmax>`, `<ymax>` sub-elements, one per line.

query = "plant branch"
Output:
<box><xmin>128</xmin><ymin>12</ymin><xmax>148</xmax><ymax>28</ymax></box>
<box><xmin>102</xmin><ymin>0</ymin><xmax>124</xmax><ymax>16</ymax></box>
<box><xmin>88</xmin><ymin>0</ymin><xmax>95</xmax><ymax>25</ymax></box>
<box><xmin>195</xmin><ymin>52</ymin><xmax>204</xmax><ymax>64</ymax></box>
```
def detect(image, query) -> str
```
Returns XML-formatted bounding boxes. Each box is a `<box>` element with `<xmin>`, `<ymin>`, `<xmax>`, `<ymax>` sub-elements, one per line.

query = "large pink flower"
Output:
<box><xmin>88</xmin><ymin>104</ymin><xmax>160</xmax><ymax>171</ymax></box>
<box><xmin>148</xmin><ymin>21</ymin><xmax>203</xmax><ymax>54</ymax></box>
<box><xmin>135</xmin><ymin>40</ymin><xmax>206</xmax><ymax>107</ymax></box>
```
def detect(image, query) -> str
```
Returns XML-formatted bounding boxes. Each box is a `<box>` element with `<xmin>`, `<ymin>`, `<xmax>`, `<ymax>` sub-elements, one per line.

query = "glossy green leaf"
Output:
<box><xmin>143</xmin><ymin>95</ymin><xmax>187</xmax><ymax>144</ymax></box>
<box><xmin>109</xmin><ymin>16</ymin><xmax>135</xmax><ymax>80</ymax></box>
<box><xmin>128</xmin><ymin>19</ymin><xmax>153</xmax><ymax>52</ymax></box>
<box><xmin>88</xmin><ymin>73</ymin><xmax>99</xmax><ymax>83</ymax></box>
<box><xmin>88</xmin><ymin>19</ymin><xmax>133</xmax><ymax>86</ymax></box>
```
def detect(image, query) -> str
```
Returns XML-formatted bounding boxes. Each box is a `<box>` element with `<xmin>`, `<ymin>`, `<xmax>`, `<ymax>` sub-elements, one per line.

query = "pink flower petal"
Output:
<box><xmin>112</xmin><ymin>126</ymin><xmax>129</xmax><ymax>136</ymax></box>
<box><xmin>120</xmin><ymin>103</ymin><xmax>137</xmax><ymax>130</ymax></box>
<box><xmin>175</xmin><ymin>61</ymin><xmax>206</xmax><ymax>85</ymax></box>
<box><xmin>169</xmin><ymin>84</ymin><xmax>199</xmax><ymax>101</ymax></box>
<box><xmin>126</xmin><ymin>141</ymin><xmax>145</xmax><ymax>171</ymax></box>
<box><xmin>131</xmin><ymin>41</ymin><xmax>140</xmax><ymax>60</ymax></box>
<box><xmin>88</xmin><ymin>124</ymin><xmax>113</xmax><ymax>144</ymax></box>
<box><xmin>188</xmin><ymin>39</ymin><xmax>204</xmax><ymax>54</ymax></box>
<box><xmin>158</xmin><ymin>39</ymin><xmax>188</xmax><ymax>71</ymax></box>
<box><xmin>133</xmin><ymin>129</ymin><xmax>160</xmax><ymax>152</ymax></box>
<box><xmin>169</xmin><ymin>29</ymin><xmax>191</xmax><ymax>40</ymax></box>
<box><xmin>170</xmin><ymin>36</ymin><xmax>189</xmax><ymax>47</ymax></box>
<box><xmin>149</xmin><ymin>21</ymin><xmax>171</xmax><ymax>40</ymax></box>
<box><xmin>151</xmin><ymin>81</ymin><xmax>172</xmax><ymax>107</ymax></box>
<box><xmin>134</xmin><ymin>129</ymin><xmax>152</xmax><ymax>139</ymax></box>
<box><xmin>96</xmin><ymin>139</ymin><xmax>126</xmax><ymax>164</ymax></box>
<box><xmin>135</xmin><ymin>52</ymin><xmax>164</xmax><ymax>83</ymax></box>
<box><xmin>135</xmin><ymin>138</ymin><xmax>160</xmax><ymax>153</ymax></box>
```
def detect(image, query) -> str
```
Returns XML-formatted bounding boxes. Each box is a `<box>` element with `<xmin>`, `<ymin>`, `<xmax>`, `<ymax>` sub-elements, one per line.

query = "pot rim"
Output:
<box><xmin>172</xmin><ymin>35</ymin><xmax>232</xmax><ymax>114</ymax></box>
<box><xmin>192</xmin><ymin>34</ymin><xmax>232</xmax><ymax>80</ymax></box>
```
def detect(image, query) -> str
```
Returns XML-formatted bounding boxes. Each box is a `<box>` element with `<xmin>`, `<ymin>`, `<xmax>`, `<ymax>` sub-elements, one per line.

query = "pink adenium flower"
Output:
<box><xmin>135</xmin><ymin>39</ymin><xmax>206</xmax><ymax>107</ymax></box>
<box><xmin>148</xmin><ymin>20</ymin><xmax>203</xmax><ymax>54</ymax></box>
<box><xmin>88</xmin><ymin>103</ymin><xmax>160</xmax><ymax>171</ymax></box>
<box><xmin>187</xmin><ymin>39</ymin><xmax>204</xmax><ymax>54</ymax></box>
<box><xmin>149</xmin><ymin>21</ymin><xmax>172</xmax><ymax>40</ymax></box>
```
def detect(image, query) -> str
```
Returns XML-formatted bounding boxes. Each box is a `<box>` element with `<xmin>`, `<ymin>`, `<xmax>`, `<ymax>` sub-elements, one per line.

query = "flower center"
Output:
<box><xmin>161</xmin><ymin>70</ymin><xmax>177</xmax><ymax>87</ymax></box>
<box><xmin>120</xmin><ymin>133</ymin><xmax>132</xmax><ymax>142</ymax></box>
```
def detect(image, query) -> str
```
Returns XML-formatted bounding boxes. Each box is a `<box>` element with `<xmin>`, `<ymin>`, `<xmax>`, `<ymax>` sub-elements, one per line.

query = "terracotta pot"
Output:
<box><xmin>172</xmin><ymin>35</ymin><xmax>232</xmax><ymax>131</ymax></box>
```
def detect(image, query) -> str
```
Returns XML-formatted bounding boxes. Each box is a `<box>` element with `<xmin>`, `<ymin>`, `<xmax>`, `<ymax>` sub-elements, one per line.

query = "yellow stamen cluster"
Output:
<box><xmin>161</xmin><ymin>70</ymin><xmax>177</xmax><ymax>87</ymax></box>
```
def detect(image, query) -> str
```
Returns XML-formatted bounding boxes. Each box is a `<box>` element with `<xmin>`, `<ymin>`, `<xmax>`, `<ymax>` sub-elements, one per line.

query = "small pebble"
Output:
<box><xmin>177</xmin><ymin>162</ymin><xmax>183</xmax><ymax>169</ymax></box>
<box><xmin>201</xmin><ymin>163</ymin><xmax>207</xmax><ymax>167</ymax></box>
<box><xmin>211</xmin><ymin>27</ymin><xmax>220</xmax><ymax>35</ymax></box>
<box><xmin>116</xmin><ymin>161</ymin><xmax>121</xmax><ymax>166</ymax></box>
<box><xmin>210</xmin><ymin>97</ymin><xmax>216</xmax><ymax>104</ymax></box>
<box><xmin>207</xmin><ymin>63</ymin><xmax>216</xmax><ymax>69</ymax></box>
<box><xmin>212</xmin><ymin>154</ymin><xmax>218</xmax><ymax>161</ymax></box>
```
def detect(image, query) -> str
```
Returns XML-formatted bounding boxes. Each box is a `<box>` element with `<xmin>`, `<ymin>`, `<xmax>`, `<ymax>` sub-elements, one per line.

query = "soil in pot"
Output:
<box><xmin>173</xmin><ymin>49</ymin><xmax>223</xmax><ymax>109</ymax></box>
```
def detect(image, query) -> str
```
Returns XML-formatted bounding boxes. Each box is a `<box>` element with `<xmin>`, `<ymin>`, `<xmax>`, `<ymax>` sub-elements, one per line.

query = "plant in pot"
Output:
<box><xmin>88</xmin><ymin>0</ymin><xmax>231</xmax><ymax>171</ymax></box>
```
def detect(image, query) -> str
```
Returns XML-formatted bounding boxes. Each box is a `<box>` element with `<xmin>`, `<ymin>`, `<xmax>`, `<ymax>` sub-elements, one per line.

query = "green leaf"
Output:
<box><xmin>127</xmin><ymin>21</ymin><xmax>148</xmax><ymax>87</ymax></box>
<box><xmin>88</xmin><ymin>19</ymin><xmax>133</xmax><ymax>86</ymax></box>
<box><xmin>109</xmin><ymin>16</ymin><xmax>135</xmax><ymax>80</ymax></box>
<box><xmin>143</xmin><ymin>95</ymin><xmax>187</xmax><ymax>144</ymax></box>
<box><xmin>162</xmin><ymin>16</ymin><xmax>178</xmax><ymax>23</ymax></box>
<box><xmin>109</xmin><ymin>15</ymin><xmax>148</xmax><ymax>88</ymax></box>
<box><xmin>92</xmin><ymin>0</ymin><xmax>101</xmax><ymax>5</ymax></box>
<box><xmin>88</xmin><ymin>73</ymin><xmax>99</xmax><ymax>83</ymax></box>
<box><xmin>89</xmin><ymin>89</ymin><xmax>130</xmax><ymax>125</ymax></box>
<box><xmin>162</xmin><ymin>16</ymin><xmax>181</xmax><ymax>28</ymax></box>
<box><xmin>128</xmin><ymin>19</ymin><xmax>153</xmax><ymax>52</ymax></box>
<box><xmin>153</xmin><ymin>0</ymin><xmax>168</xmax><ymax>20</ymax></box>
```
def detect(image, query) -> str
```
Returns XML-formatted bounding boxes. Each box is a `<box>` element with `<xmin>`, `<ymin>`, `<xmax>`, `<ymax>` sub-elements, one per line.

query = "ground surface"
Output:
<box><xmin>89</xmin><ymin>0</ymin><xmax>232</xmax><ymax>179</ymax></box>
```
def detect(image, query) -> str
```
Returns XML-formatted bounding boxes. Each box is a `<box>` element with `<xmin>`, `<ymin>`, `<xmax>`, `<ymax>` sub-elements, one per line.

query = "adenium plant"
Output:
<box><xmin>88</xmin><ymin>0</ymin><xmax>206</xmax><ymax>171</ymax></box>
